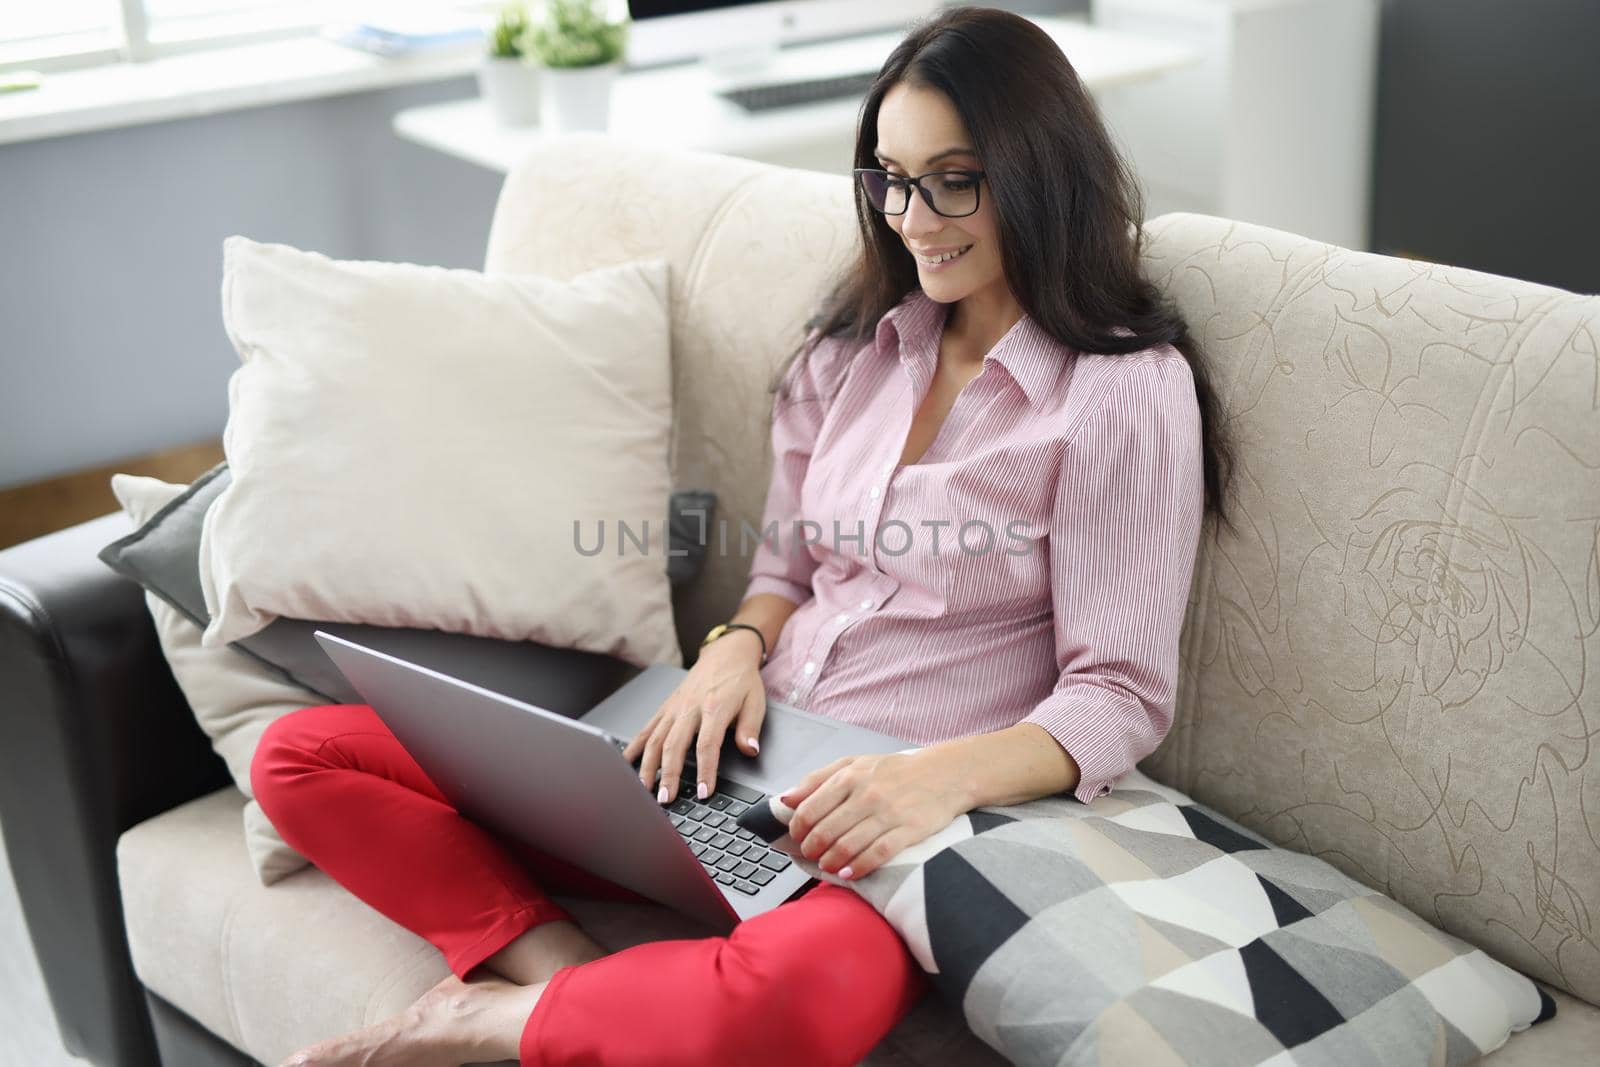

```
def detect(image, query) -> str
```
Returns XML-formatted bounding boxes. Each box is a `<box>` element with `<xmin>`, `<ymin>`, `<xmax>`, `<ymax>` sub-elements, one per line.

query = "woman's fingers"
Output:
<box><xmin>814</xmin><ymin>813</ymin><xmax>887</xmax><ymax>874</ymax></box>
<box><xmin>623</xmin><ymin>704</ymin><xmax>666</xmax><ymax>765</ymax></box>
<box><xmin>827</xmin><ymin>824</ymin><xmax>911</xmax><ymax>880</ymax></box>
<box><xmin>629</xmin><ymin>663</ymin><xmax>766</xmax><ymax>803</ymax></box>
<box><xmin>732</xmin><ymin>685</ymin><xmax>767</xmax><ymax>759</ymax></box>
<box><xmin>692</xmin><ymin>689</ymin><xmax>735</xmax><ymax>798</ymax></box>
<box><xmin>654</xmin><ymin>706</ymin><xmax>701</xmax><ymax>804</ymax></box>
<box><xmin>635</xmin><ymin>716</ymin><xmax>666</xmax><ymax>793</ymax></box>
<box><xmin>785</xmin><ymin>756</ymin><xmax>858</xmax><ymax>844</ymax></box>
<box><xmin>633</xmin><ymin>687</ymin><xmax>692</xmax><ymax>789</ymax></box>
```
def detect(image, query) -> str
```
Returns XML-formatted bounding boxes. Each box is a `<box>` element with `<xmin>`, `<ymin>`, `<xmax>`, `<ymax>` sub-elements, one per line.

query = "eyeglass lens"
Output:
<box><xmin>859</xmin><ymin>171</ymin><xmax>979</xmax><ymax>217</ymax></box>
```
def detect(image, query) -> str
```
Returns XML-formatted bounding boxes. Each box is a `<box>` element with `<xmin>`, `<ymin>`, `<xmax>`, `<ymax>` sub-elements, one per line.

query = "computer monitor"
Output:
<box><xmin>624</xmin><ymin>0</ymin><xmax>940</xmax><ymax>73</ymax></box>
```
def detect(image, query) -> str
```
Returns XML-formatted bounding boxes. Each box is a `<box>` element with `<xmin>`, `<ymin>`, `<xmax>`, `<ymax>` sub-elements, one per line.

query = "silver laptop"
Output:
<box><xmin>312</xmin><ymin>630</ymin><xmax>918</xmax><ymax>933</ymax></box>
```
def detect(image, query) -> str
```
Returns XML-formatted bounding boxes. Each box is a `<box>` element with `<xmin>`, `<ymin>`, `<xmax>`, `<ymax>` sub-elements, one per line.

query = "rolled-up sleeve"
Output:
<box><xmin>742</xmin><ymin>328</ymin><xmax>854</xmax><ymax>608</ymax></box>
<box><xmin>1019</xmin><ymin>356</ymin><xmax>1206</xmax><ymax>804</ymax></box>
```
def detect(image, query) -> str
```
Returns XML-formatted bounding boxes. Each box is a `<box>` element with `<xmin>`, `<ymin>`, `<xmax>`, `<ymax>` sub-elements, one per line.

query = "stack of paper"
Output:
<box><xmin>323</xmin><ymin>9</ymin><xmax>487</xmax><ymax>57</ymax></box>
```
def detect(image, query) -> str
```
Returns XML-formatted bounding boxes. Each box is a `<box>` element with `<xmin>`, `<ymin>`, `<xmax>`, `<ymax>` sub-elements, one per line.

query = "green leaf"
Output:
<box><xmin>526</xmin><ymin>0</ymin><xmax>631</xmax><ymax>68</ymax></box>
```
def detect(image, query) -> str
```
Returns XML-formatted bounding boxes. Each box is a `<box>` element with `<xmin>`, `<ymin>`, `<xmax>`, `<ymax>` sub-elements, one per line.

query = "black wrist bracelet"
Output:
<box><xmin>717</xmin><ymin>623</ymin><xmax>768</xmax><ymax>664</ymax></box>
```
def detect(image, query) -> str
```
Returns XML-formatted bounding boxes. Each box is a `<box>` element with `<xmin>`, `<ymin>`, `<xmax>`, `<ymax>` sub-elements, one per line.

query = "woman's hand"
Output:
<box><xmin>622</xmin><ymin>630</ymin><xmax>767</xmax><ymax>805</ymax></box>
<box><xmin>778</xmin><ymin>750</ymin><xmax>968</xmax><ymax>880</ymax></box>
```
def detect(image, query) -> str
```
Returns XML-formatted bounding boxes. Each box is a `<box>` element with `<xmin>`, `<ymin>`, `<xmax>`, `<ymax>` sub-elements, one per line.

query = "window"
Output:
<box><xmin>141</xmin><ymin>1</ymin><xmax>352</xmax><ymax>50</ymax></box>
<box><xmin>0</xmin><ymin>1</ymin><xmax>121</xmax><ymax>67</ymax></box>
<box><xmin>0</xmin><ymin>0</ymin><xmax>488</xmax><ymax>70</ymax></box>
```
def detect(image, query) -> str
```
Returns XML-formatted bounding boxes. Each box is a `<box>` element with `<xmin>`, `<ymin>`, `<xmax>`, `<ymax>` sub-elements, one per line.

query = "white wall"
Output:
<box><xmin>0</xmin><ymin>77</ymin><xmax>504</xmax><ymax>490</ymax></box>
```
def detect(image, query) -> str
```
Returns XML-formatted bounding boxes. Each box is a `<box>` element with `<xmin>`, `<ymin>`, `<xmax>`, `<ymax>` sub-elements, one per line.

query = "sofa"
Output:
<box><xmin>2</xmin><ymin>132</ymin><xmax>1596</xmax><ymax>1067</ymax></box>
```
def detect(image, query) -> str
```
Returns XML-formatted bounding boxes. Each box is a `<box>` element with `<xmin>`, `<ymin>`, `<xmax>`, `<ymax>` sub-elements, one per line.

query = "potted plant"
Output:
<box><xmin>526</xmin><ymin>0</ymin><xmax>630</xmax><ymax>133</ymax></box>
<box><xmin>478</xmin><ymin>3</ymin><xmax>540</xmax><ymax>128</ymax></box>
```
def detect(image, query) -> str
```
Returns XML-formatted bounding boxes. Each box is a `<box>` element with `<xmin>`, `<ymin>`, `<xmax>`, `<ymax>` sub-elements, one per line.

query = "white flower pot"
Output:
<box><xmin>478</xmin><ymin>55</ymin><xmax>541</xmax><ymax>128</ymax></box>
<box><xmin>539</xmin><ymin>60</ymin><xmax>622</xmax><ymax>133</ymax></box>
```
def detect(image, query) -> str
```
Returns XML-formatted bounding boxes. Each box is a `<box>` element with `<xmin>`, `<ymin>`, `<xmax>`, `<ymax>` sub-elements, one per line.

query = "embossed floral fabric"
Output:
<box><xmin>1134</xmin><ymin>214</ymin><xmax>1600</xmax><ymax>1005</ymax></box>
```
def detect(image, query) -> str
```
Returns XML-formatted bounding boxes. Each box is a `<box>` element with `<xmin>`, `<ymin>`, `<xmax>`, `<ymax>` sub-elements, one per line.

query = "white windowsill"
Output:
<box><xmin>0</xmin><ymin>36</ymin><xmax>483</xmax><ymax>148</ymax></box>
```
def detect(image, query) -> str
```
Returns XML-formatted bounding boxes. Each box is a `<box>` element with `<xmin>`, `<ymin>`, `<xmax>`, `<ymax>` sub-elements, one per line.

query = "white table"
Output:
<box><xmin>392</xmin><ymin>16</ymin><xmax>1200</xmax><ymax>175</ymax></box>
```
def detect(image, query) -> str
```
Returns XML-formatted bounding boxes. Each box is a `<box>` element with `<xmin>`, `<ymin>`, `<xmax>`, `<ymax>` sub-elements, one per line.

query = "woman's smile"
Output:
<box><xmin>912</xmin><ymin>243</ymin><xmax>974</xmax><ymax>270</ymax></box>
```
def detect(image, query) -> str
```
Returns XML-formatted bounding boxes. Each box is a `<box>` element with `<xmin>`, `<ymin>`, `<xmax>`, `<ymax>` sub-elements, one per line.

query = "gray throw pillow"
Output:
<box><xmin>98</xmin><ymin>462</ymin><xmax>715</xmax><ymax>711</ymax></box>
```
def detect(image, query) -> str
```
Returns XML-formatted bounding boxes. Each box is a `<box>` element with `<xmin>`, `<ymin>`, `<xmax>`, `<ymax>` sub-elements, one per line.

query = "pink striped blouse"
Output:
<box><xmin>740</xmin><ymin>287</ymin><xmax>1205</xmax><ymax>804</ymax></box>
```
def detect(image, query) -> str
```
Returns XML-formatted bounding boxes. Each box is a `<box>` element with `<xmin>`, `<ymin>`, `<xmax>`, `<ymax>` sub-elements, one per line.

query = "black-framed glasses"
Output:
<box><xmin>854</xmin><ymin>168</ymin><xmax>987</xmax><ymax>218</ymax></box>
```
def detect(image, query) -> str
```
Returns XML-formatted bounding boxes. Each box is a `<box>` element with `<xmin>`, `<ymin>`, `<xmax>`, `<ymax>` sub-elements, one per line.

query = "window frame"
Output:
<box><xmin>0</xmin><ymin>0</ymin><xmax>463</xmax><ymax>73</ymax></box>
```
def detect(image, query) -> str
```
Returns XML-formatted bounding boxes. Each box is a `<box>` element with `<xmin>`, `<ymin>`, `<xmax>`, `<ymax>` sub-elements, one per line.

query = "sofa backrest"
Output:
<box><xmin>1136</xmin><ymin>212</ymin><xmax>1600</xmax><ymax>1005</ymax></box>
<box><xmin>485</xmin><ymin>135</ymin><xmax>1599</xmax><ymax>1004</ymax></box>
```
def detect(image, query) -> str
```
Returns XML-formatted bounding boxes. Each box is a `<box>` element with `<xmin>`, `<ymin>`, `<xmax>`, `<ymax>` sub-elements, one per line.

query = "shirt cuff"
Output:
<box><xmin>742</xmin><ymin>574</ymin><xmax>813</xmax><ymax>609</ymax></box>
<box><xmin>1018</xmin><ymin>683</ymin><xmax>1152</xmax><ymax>805</ymax></box>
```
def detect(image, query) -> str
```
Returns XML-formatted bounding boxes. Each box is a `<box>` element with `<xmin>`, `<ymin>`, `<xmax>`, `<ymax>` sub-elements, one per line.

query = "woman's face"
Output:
<box><xmin>874</xmin><ymin>81</ymin><xmax>1004</xmax><ymax>306</ymax></box>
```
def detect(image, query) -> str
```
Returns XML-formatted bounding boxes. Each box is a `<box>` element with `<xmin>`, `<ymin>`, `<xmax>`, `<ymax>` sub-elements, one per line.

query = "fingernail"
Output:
<box><xmin>697</xmin><ymin>782</ymin><xmax>708</xmax><ymax>800</ymax></box>
<box><xmin>748</xmin><ymin>738</ymin><xmax>760</xmax><ymax>754</ymax></box>
<box><xmin>839</xmin><ymin>866</ymin><xmax>854</xmax><ymax>879</ymax></box>
<box><xmin>657</xmin><ymin>784</ymin><xmax>669</xmax><ymax>803</ymax></box>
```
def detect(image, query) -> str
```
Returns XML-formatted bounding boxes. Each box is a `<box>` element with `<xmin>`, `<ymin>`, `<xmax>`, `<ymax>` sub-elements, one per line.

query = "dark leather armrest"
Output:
<box><xmin>0</xmin><ymin>511</ymin><xmax>233</xmax><ymax>1067</ymax></box>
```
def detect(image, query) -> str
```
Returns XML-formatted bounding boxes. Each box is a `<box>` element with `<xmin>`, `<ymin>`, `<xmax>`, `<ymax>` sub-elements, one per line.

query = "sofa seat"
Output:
<box><xmin>116</xmin><ymin>788</ymin><xmax>1008</xmax><ymax>1067</ymax></box>
<box><xmin>117</xmin><ymin>789</ymin><xmax>1597</xmax><ymax>1066</ymax></box>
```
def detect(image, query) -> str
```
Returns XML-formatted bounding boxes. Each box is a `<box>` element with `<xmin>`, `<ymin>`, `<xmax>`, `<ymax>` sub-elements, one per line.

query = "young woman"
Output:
<box><xmin>254</xmin><ymin>6</ymin><xmax>1235</xmax><ymax>1066</ymax></box>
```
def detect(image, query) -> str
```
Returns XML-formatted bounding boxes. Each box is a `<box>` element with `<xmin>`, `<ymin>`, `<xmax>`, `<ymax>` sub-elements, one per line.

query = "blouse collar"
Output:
<box><xmin>873</xmin><ymin>288</ymin><xmax>1065</xmax><ymax>407</ymax></box>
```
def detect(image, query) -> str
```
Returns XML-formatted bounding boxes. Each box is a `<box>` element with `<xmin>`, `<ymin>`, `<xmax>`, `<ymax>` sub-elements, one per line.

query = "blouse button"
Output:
<box><xmin>836</xmin><ymin>612</ymin><xmax>849</xmax><ymax>622</ymax></box>
<box><xmin>787</xmin><ymin>690</ymin><xmax>798</xmax><ymax>702</ymax></box>
<box><xmin>859</xmin><ymin>598</ymin><xmax>873</xmax><ymax>610</ymax></box>
<box><xmin>869</xmin><ymin>486</ymin><xmax>880</xmax><ymax>499</ymax></box>
<box><xmin>803</xmin><ymin>661</ymin><xmax>816</xmax><ymax>674</ymax></box>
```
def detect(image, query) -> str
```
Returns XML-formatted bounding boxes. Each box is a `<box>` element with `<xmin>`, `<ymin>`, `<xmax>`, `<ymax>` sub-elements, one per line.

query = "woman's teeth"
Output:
<box><xmin>915</xmin><ymin>244</ymin><xmax>973</xmax><ymax>266</ymax></box>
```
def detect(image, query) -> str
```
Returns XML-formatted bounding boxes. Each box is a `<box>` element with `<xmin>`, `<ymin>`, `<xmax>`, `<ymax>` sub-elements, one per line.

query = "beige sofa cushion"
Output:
<box><xmin>117</xmin><ymin>788</ymin><xmax>1007</xmax><ymax>1067</ymax></box>
<box><xmin>198</xmin><ymin>237</ymin><xmax>681</xmax><ymax>670</ymax></box>
<box><xmin>1135</xmin><ymin>213</ymin><xmax>1600</xmax><ymax>1004</ymax></box>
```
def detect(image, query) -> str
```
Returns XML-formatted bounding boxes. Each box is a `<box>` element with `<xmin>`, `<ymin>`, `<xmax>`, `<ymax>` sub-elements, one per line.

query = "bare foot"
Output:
<box><xmin>277</xmin><ymin>972</ymin><xmax>543</xmax><ymax>1066</ymax></box>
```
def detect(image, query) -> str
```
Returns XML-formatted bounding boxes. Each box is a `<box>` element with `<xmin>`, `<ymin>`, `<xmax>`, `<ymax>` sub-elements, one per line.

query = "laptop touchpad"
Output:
<box><xmin>757</xmin><ymin>709</ymin><xmax>836</xmax><ymax>757</ymax></box>
<box><xmin>722</xmin><ymin>708</ymin><xmax>840</xmax><ymax>792</ymax></box>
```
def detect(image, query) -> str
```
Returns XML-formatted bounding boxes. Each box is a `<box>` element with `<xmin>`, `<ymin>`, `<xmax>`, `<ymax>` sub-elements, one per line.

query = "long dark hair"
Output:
<box><xmin>772</xmin><ymin>4</ymin><xmax>1237</xmax><ymax>536</ymax></box>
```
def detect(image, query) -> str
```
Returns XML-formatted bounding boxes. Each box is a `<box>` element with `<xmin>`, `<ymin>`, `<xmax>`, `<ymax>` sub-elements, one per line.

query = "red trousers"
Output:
<box><xmin>250</xmin><ymin>704</ymin><xmax>928</xmax><ymax>1066</ymax></box>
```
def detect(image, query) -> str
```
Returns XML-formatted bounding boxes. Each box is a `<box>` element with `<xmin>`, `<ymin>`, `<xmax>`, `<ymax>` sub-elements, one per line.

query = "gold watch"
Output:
<box><xmin>700</xmin><ymin>622</ymin><xmax>768</xmax><ymax>665</ymax></box>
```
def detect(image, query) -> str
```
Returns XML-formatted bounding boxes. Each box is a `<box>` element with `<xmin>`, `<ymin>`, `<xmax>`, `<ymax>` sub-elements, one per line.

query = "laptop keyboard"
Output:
<box><xmin>659</xmin><ymin>761</ymin><xmax>792</xmax><ymax>896</ymax></box>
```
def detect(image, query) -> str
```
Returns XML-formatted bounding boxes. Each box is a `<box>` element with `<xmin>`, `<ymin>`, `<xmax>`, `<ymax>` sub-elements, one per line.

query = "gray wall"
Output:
<box><xmin>0</xmin><ymin>77</ymin><xmax>503</xmax><ymax>491</ymax></box>
<box><xmin>1370</xmin><ymin>0</ymin><xmax>1598</xmax><ymax>293</ymax></box>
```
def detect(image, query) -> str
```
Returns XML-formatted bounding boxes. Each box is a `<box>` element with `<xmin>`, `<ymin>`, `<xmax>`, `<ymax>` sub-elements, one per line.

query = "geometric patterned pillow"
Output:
<box><xmin>757</xmin><ymin>767</ymin><xmax>1556</xmax><ymax>1066</ymax></box>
